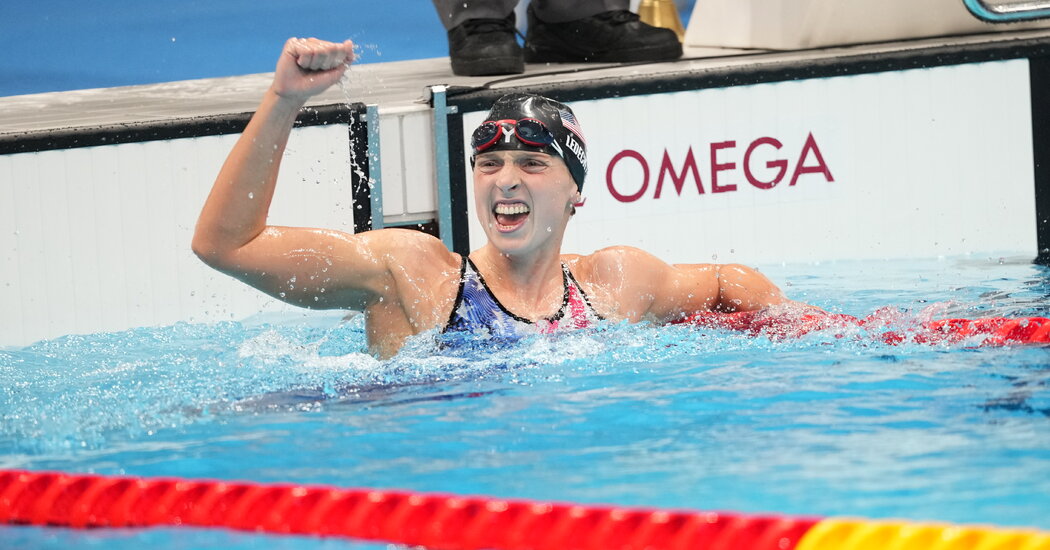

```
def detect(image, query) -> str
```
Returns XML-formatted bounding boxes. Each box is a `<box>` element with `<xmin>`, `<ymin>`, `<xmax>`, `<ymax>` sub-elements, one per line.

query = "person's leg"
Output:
<box><xmin>529</xmin><ymin>0</ymin><xmax>625</xmax><ymax>22</ymax></box>
<box><xmin>525</xmin><ymin>0</ymin><xmax>682</xmax><ymax>63</ymax></box>
<box><xmin>432</xmin><ymin>0</ymin><xmax>524</xmax><ymax>76</ymax></box>
<box><xmin>432</xmin><ymin>0</ymin><xmax>519</xmax><ymax>30</ymax></box>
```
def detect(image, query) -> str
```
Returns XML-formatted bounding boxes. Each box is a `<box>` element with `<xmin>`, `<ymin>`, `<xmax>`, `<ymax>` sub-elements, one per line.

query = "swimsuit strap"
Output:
<box><xmin>442</xmin><ymin>256</ymin><xmax>471</xmax><ymax>330</ymax></box>
<box><xmin>559</xmin><ymin>262</ymin><xmax>605</xmax><ymax>330</ymax></box>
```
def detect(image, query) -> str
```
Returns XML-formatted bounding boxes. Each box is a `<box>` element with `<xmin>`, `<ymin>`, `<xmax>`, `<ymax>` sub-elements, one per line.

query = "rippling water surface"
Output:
<box><xmin>2</xmin><ymin>256</ymin><xmax>1048</xmax><ymax>549</ymax></box>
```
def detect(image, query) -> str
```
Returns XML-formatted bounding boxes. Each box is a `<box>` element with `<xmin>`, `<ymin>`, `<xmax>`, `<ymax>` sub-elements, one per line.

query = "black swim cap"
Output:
<box><xmin>470</xmin><ymin>93</ymin><xmax>588</xmax><ymax>192</ymax></box>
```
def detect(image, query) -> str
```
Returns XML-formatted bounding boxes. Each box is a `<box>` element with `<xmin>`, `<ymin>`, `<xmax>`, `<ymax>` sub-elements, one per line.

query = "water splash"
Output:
<box><xmin>0</xmin><ymin>317</ymin><xmax>728</xmax><ymax>455</ymax></box>
<box><xmin>1</xmin><ymin>285</ymin><xmax>1046</xmax><ymax>458</ymax></box>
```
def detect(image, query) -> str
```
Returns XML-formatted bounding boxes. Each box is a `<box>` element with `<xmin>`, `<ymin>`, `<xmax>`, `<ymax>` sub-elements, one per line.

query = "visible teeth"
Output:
<box><xmin>494</xmin><ymin>204</ymin><xmax>530</xmax><ymax>215</ymax></box>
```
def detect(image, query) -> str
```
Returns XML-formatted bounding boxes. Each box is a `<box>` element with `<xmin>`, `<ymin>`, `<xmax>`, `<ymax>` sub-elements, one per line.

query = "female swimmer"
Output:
<box><xmin>192</xmin><ymin>37</ymin><xmax>802</xmax><ymax>358</ymax></box>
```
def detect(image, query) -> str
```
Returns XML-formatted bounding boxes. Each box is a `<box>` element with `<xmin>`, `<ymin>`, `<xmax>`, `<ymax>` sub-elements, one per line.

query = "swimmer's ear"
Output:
<box><xmin>569</xmin><ymin>194</ymin><xmax>584</xmax><ymax>216</ymax></box>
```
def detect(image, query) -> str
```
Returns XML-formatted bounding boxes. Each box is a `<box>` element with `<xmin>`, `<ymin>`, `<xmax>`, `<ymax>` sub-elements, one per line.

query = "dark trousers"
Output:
<box><xmin>432</xmin><ymin>0</ymin><xmax>629</xmax><ymax>29</ymax></box>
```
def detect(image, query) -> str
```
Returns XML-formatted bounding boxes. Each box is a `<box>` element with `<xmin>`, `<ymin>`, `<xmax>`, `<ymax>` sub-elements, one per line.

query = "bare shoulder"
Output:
<box><xmin>563</xmin><ymin>247</ymin><xmax>675</xmax><ymax>321</ymax></box>
<box><xmin>567</xmin><ymin>245</ymin><xmax>668</xmax><ymax>280</ymax></box>
<box><xmin>363</xmin><ymin>228</ymin><xmax>460</xmax><ymax>271</ymax></box>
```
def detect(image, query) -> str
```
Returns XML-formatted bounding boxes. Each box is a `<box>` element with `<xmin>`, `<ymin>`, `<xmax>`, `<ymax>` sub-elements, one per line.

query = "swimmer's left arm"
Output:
<box><xmin>651</xmin><ymin>261</ymin><xmax>804</xmax><ymax>320</ymax></box>
<box><xmin>585</xmin><ymin>247</ymin><xmax>812</xmax><ymax>322</ymax></box>
<box><xmin>585</xmin><ymin>247</ymin><xmax>722</xmax><ymax>321</ymax></box>
<box><xmin>700</xmin><ymin>263</ymin><xmax>791</xmax><ymax>312</ymax></box>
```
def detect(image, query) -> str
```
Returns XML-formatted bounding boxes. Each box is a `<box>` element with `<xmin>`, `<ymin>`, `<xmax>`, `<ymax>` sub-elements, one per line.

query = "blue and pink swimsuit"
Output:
<box><xmin>444</xmin><ymin>257</ymin><xmax>604</xmax><ymax>338</ymax></box>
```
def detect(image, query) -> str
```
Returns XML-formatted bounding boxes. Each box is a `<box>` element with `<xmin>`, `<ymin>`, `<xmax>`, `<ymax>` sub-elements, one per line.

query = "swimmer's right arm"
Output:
<box><xmin>192</xmin><ymin>38</ymin><xmax>399</xmax><ymax>309</ymax></box>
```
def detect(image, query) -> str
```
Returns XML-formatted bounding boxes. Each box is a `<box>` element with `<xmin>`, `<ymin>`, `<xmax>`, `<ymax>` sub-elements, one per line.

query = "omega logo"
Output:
<box><xmin>605</xmin><ymin>133</ymin><xmax>834</xmax><ymax>203</ymax></box>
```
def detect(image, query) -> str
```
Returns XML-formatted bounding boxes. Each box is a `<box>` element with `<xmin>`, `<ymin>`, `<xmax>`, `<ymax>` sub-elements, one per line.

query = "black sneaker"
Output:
<box><xmin>447</xmin><ymin>14</ymin><xmax>524</xmax><ymax>76</ymax></box>
<box><xmin>524</xmin><ymin>7</ymin><xmax>683</xmax><ymax>63</ymax></box>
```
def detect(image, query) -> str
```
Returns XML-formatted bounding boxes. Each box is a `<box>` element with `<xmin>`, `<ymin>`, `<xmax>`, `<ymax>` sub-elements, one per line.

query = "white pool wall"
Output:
<box><xmin>1</xmin><ymin>124</ymin><xmax>353</xmax><ymax>346</ymax></box>
<box><xmin>462</xmin><ymin>60</ymin><xmax>1038</xmax><ymax>265</ymax></box>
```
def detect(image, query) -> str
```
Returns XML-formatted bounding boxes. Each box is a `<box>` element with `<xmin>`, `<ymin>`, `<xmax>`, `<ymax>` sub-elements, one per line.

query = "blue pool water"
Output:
<box><xmin>1</xmin><ymin>255</ymin><xmax>1049</xmax><ymax>549</ymax></box>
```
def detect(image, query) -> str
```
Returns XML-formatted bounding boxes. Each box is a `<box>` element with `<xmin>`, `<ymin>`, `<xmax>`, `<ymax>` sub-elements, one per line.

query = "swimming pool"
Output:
<box><xmin>1</xmin><ymin>255</ymin><xmax>1048</xmax><ymax>548</ymax></box>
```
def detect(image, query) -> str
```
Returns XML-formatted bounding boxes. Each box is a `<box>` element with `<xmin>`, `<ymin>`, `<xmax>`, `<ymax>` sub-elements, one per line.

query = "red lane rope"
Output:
<box><xmin>675</xmin><ymin>311</ymin><xmax>1050</xmax><ymax>346</ymax></box>
<box><xmin>0</xmin><ymin>469</ymin><xmax>819</xmax><ymax>549</ymax></box>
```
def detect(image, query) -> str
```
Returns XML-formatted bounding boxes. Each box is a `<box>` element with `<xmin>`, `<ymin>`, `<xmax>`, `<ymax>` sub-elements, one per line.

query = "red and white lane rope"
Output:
<box><xmin>2</xmin><ymin>469</ymin><xmax>1048</xmax><ymax>549</ymax></box>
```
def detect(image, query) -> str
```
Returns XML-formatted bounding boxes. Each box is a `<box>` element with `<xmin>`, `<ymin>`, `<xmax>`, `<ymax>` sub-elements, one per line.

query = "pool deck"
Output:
<box><xmin>3</xmin><ymin>28</ymin><xmax>1050</xmax><ymax>136</ymax></box>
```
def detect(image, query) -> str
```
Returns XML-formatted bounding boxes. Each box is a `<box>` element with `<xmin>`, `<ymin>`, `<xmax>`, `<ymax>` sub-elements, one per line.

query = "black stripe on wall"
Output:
<box><xmin>1031</xmin><ymin>56</ymin><xmax>1050</xmax><ymax>265</ymax></box>
<box><xmin>0</xmin><ymin>103</ymin><xmax>363</xmax><ymax>155</ymax></box>
<box><xmin>349</xmin><ymin>108</ymin><xmax>373</xmax><ymax>234</ymax></box>
<box><xmin>445</xmin><ymin>112</ymin><xmax>471</xmax><ymax>255</ymax></box>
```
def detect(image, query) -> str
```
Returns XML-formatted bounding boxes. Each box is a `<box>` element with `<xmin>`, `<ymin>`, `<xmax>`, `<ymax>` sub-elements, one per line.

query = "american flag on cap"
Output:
<box><xmin>559</xmin><ymin>109</ymin><xmax>586</xmax><ymax>144</ymax></box>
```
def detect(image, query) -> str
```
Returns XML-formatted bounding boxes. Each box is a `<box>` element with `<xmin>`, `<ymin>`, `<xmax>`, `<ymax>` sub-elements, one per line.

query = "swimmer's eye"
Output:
<box><xmin>476</xmin><ymin>158</ymin><xmax>502</xmax><ymax>172</ymax></box>
<box><xmin>520</xmin><ymin>158</ymin><xmax>550</xmax><ymax>172</ymax></box>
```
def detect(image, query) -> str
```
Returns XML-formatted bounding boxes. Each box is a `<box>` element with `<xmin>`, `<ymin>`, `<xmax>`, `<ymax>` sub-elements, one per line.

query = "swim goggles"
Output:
<box><xmin>471</xmin><ymin>118</ymin><xmax>556</xmax><ymax>153</ymax></box>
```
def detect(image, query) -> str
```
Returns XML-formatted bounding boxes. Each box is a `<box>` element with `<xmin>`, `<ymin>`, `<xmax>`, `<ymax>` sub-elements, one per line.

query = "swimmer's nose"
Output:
<box><xmin>494</xmin><ymin>166</ymin><xmax>521</xmax><ymax>192</ymax></box>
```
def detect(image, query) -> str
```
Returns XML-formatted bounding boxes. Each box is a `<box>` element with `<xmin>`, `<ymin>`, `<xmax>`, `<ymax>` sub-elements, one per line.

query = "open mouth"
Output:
<box><xmin>493</xmin><ymin>202</ymin><xmax>530</xmax><ymax>231</ymax></box>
